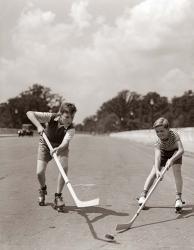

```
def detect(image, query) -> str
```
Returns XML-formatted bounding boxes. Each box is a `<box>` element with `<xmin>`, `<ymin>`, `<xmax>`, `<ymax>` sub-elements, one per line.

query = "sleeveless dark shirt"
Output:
<box><xmin>40</xmin><ymin>114</ymin><xmax>74</xmax><ymax>147</ymax></box>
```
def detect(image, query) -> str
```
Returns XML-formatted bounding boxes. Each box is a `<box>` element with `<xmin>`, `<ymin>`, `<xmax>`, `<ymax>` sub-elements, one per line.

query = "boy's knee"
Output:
<box><xmin>59</xmin><ymin>157</ymin><xmax>68</xmax><ymax>168</ymax></box>
<box><xmin>173</xmin><ymin>164</ymin><xmax>181</xmax><ymax>173</ymax></box>
<box><xmin>173</xmin><ymin>165</ymin><xmax>182</xmax><ymax>179</ymax></box>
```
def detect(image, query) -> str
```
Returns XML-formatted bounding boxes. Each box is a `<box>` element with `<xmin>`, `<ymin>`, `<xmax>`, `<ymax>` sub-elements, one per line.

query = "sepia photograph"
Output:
<box><xmin>0</xmin><ymin>0</ymin><xmax>194</xmax><ymax>249</ymax></box>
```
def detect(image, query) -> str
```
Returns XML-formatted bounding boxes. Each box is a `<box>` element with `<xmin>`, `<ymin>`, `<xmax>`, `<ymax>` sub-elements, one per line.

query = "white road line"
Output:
<box><xmin>73</xmin><ymin>184</ymin><xmax>96</xmax><ymax>187</ymax></box>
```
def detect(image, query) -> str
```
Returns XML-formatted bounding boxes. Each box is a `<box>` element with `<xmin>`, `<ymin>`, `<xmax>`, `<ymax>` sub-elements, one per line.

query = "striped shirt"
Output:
<box><xmin>34</xmin><ymin>112</ymin><xmax>75</xmax><ymax>146</ymax></box>
<box><xmin>155</xmin><ymin>130</ymin><xmax>180</xmax><ymax>151</ymax></box>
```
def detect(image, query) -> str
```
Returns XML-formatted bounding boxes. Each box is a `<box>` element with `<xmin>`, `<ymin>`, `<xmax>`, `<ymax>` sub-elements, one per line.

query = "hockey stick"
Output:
<box><xmin>42</xmin><ymin>132</ymin><xmax>100</xmax><ymax>207</ymax></box>
<box><xmin>116</xmin><ymin>164</ymin><xmax>169</xmax><ymax>231</ymax></box>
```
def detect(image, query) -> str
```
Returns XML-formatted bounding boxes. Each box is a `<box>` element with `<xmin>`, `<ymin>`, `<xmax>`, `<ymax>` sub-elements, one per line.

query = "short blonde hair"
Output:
<box><xmin>153</xmin><ymin>117</ymin><xmax>169</xmax><ymax>129</ymax></box>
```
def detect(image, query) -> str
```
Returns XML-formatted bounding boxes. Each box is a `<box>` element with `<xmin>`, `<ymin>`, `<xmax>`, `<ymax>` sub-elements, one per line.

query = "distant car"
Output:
<box><xmin>18</xmin><ymin>124</ymin><xmax>34</xmax><ymax>137</ymax></box>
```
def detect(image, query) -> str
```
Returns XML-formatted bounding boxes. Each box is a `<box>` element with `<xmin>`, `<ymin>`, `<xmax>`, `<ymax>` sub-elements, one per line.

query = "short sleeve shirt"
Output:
<box><xmin>154</xmin><ymin>130</ymin><xmax>180</xmax><ymax>151</ymax></box>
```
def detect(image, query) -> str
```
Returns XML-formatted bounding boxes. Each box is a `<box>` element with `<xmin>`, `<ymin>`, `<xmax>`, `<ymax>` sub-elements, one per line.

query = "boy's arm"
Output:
<box><xmin>51</xmin><ymin>128</ymin><xmax>75</xmax><ymax>155</ymax></box>
<box><xmin>26</xmin><ymin>111</ymin><xmax>52</xmax><ymax>134</ymax></box>
<box><xmin>167</xmin><ymin>140</ymin><xmax>184</xmax><ymax>167</ymax></box>
<box><xmin>154</xmin><ymin>147</ymin><xmax>161</xmax><ymax>175</ymax></box>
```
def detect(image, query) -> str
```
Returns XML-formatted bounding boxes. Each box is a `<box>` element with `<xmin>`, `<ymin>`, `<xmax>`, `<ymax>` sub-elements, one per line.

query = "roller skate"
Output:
<box><xmin>53</xmin><ymin>193</ymin><xmax>65</xmax><ymax>212</ymax></box>
<box><xmin>175</xmin><ymin>197</ymin><xmax>183</xmax><ymax>214</ymax></box>
<box><xmin>38</xmin><ymin>185</ymin><xmax>47</xmax><ymax>206</ymax></box>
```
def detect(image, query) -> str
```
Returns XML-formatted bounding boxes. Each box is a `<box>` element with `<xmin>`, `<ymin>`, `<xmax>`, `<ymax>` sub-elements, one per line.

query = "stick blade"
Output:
<box><xmin>116</xmin><ymin>222</ymin><xmax>133</xmax><ymax>231</ymax></box>
<box><xmin>76</xmin><ymin>198</ymin><xmax>100</xmax><ymax>207</ymax></box>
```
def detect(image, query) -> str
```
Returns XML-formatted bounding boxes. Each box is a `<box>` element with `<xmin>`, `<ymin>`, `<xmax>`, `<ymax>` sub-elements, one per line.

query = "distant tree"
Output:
<box><xmin>75</xmin><ymin>123</ymin><xmax>84</xmax><ymax>132</ymax></box>
<box><xmin>0</xmin><ymin>84</ymin><xmax>63</xmax><ymax>128</ymax></box>
<box><xmin>171</xmin><ymin>90</ymin><xmax>194</xmax><ymax>127</ymax></box>
<box><xmin>0</xmin><ymin>103</ymin><xmax>12</xmax><ymax>128</ymax></box>
<box><xmin>82</xmin><ymin>115</ymin><xmax>97</xmax><ymax>133</ymax></box>
<box><xmin>141</xmin><ymin>92</ymin><xmax>170</xmax><ymax>128</ymax></box>
<box><xmin>96</xmin><ymin>113</ymin><xmax>120</xmax><ymax>133</ymax></box>
<box><xmin>96</xmin><ymin>90</ymin><xmax>139</xmax><ymax>131</ymax></box>
<box><xmin>80</xmin><ymin>90</ymin><xmax>172</xmax><ymax>133</ymax></box>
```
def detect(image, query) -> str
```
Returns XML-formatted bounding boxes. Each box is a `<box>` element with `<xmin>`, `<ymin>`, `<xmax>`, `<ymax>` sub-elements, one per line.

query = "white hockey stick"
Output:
<box><xmin>116</xmin><ymin>164</ymin><xmax>169</xmax><ymax>231</ymax></box>
<box><xmin>42</xmin><ymin>132</ymin><xmax>99</xmax><ymax>207</ymax></box>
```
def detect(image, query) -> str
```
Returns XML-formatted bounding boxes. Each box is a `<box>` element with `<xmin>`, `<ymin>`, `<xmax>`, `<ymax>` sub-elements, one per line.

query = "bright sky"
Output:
<box><xmin>0</xmin><ymin>0</ymin><xmax>194</xmax><ymax>123</ymax></box>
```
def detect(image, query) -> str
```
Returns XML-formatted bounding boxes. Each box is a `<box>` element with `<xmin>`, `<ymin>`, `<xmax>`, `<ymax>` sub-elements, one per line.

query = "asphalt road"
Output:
<box><xmin>0</xmin><ymin>135</ymin><xmax>194</xmax><ymax>250</ymax></box>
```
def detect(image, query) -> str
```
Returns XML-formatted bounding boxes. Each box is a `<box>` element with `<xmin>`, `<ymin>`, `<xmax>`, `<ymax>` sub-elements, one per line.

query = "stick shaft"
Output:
<box><xmin>42</xmin><ymin>132</ymin><xmax>99</xmax><ymax>207</ymax></box>
<box><xmin>116</xmin><ymin>164</ymin><xmax>169</xmax><ymax>230</ymax></box>
<box><xmin>42</xmin><ymin>133</ymin><xmax>76</xmax><ymax>186</ymax></box>
<box><xmin>131</xmin><ymin>164</ymin><xmax>169</xmax><ymax>224</ymax></box>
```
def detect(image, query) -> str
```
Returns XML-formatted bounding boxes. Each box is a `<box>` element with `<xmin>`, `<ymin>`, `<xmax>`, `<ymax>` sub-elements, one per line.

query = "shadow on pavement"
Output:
<box><xmin>46</xmin><ymin>202</ymin><xmax>128</xmax><ymax>243</ymax></box>
<box><xmin>77</xmin><ymin>206</ymin><xmax>127</xmax><ymax>243</ymax></box>
<box><xmin>182</xmin><ymin>204</ymin><xmax>194</xmax><ymax>218</ymax></box>
<box><xmin>130</xmin><ymin>204</ymin><xmax>194</xmax><ymax>230</ymax></box>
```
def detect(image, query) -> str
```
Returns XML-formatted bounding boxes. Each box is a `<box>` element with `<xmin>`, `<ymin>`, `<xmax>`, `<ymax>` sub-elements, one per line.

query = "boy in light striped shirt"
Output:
<box><xmin>27</xmin><ymin>102</ymin><xmax>77</xmax><ymax>208</ymax></box>
<box><xmin>138</xmin><ymin>117</ymin><xmax>184</xmax><ymax>210</ymax></box>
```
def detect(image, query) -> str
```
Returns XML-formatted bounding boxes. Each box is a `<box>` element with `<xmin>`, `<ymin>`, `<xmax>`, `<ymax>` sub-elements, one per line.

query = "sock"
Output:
<box><xmin>55</xmin><ymin>193</ymin><xmax>62</xmax><ymax>197</ymax></box>
<box><xmin>141</xmin><ymin>190</ymin><xmax>148</xmax><ymax>197</ymax></box>
<box><xmin>41</xmin><ymin>185</ymin><xmax>47</xmax><ymax>191</ymax></box>
<box><xmin>176</xmin><ymin>192</ymin><xmax>182</xmax><ymax>200</ymax></box>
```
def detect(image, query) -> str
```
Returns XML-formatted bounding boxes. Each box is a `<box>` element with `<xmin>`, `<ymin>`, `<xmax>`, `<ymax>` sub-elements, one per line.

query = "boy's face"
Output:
<box><xmin>155</xmin><ymin>125</ymin><xmax>169</xmax><ymax>140</ymax></box>
<box><xmin>60</xmin><ymin>112</ymin><xmax>73</xmax><ymax>127</ymax></box>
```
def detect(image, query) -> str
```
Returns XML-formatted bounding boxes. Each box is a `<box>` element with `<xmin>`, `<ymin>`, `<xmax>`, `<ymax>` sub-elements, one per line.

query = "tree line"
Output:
<box><xmin>77</xmin><ymin>89</ymin><xmax>194</xmax><ymax>133</ymax></box>
<box><xmin>0</xmin><ymin>84</ymin><xmax>194</xmax><ymax>133</ymax></box>
<box><xmin>0</xmin><ymin>84</ymin><xmax>63</xmax><ymax>129</ymax></box>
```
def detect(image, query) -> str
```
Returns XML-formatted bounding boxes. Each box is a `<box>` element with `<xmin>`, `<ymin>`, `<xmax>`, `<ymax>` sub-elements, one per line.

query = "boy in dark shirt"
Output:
<box><xmin>27</xmin><ymin>102</ymin><xmax>77</xmax><ymax>208</ymax></box>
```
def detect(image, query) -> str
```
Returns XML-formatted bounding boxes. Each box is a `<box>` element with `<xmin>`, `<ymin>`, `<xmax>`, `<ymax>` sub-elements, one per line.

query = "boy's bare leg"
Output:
<box><xmin>172</xmin><ymin>164</ymin><xmax>183</xmax><ymax>211</ymax></box>
<box><xmin>138</xmin><ymin>166</ymin><xmax>157</xmax><ymax>205</ymax></box>
<box><xmin>54</xmin><ymin>156</ymin><xmax>68</xmax><ymax>209</ymax></box>
<box><xmin>172</xmin><ymin>164</ymin><xmax>183</xmax><ymax>197</ymax></box>
<box><xmin>37</xmin><ymin>160</ymin><xmax>48</xmax><ymax>205</ymax></box>
<box><xmin>57</xmin><ymin>156</ymin><xmax>68</xmax><ymax>194</ymax></box>
<box><xmin>143</xmin><ymin>166</ymin><xmax>157</xmax><ymax>192</ymax></box>
<box><xmin>37</xmin><ymin>160</ymin><xmax>47</xmax><ymax>188</ymax></box>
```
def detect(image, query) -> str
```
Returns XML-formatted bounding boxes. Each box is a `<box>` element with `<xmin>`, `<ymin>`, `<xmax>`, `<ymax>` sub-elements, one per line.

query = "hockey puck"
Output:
<box><xmin>105</xmin><ymin>234</ymin><xmax>115</xmax><ymax>240</ymax></box>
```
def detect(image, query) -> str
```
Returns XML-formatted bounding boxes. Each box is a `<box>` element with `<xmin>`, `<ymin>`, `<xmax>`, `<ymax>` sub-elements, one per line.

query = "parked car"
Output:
<box><xmin>18</xmin><ymin>124</ymin><xmax>34</xmax><ymax>137</ymax></box>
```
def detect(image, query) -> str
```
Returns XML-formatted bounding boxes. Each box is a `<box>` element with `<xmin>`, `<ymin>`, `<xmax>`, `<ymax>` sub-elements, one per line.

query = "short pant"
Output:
<box><xmin>160</xmin><ymin>149</ymin><xmax>182</xmax><ymax>167</ymax></box>
<box><xmin>37</xmin><ymin>143</ymin><xmax>69</xmax><ymax>162</ymax></box>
